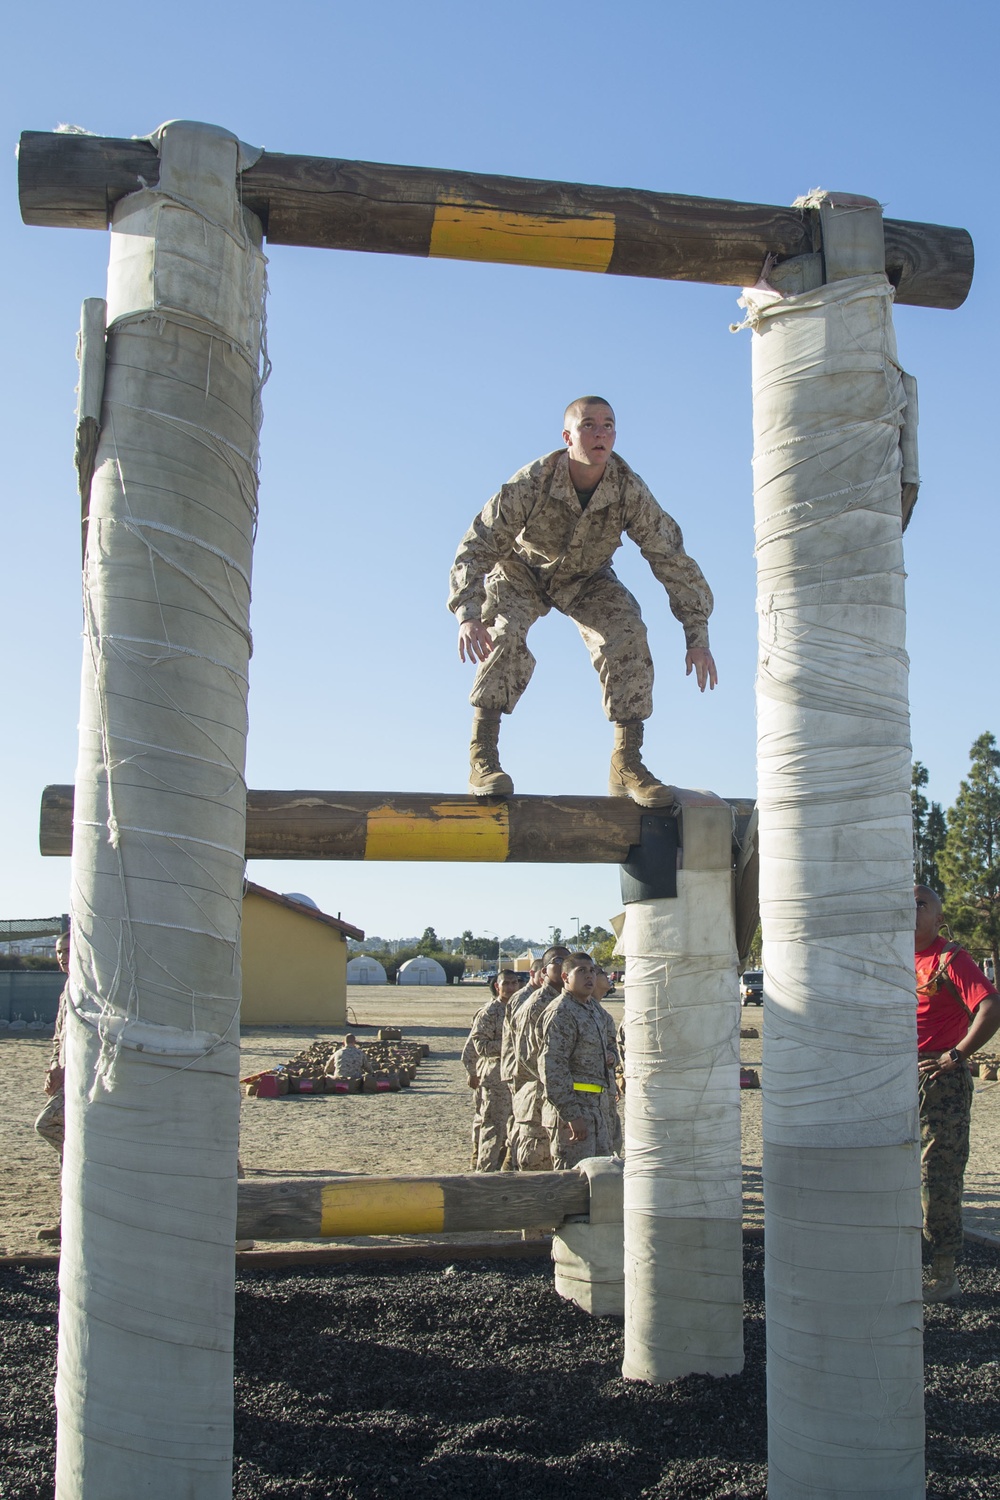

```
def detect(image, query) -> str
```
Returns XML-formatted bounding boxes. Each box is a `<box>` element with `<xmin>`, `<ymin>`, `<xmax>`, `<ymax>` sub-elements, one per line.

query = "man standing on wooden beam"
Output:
<box><xmin>449</xmin><ymin>396</ymin><xmax>717</xmax><ymax>804</ymax></box>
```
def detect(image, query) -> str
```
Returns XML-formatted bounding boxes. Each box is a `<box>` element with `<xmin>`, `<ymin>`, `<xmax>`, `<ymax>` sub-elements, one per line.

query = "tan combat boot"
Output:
<box><xmin>469</xmin><ymin>709</ymin><xmax>514</xmax><ymax>797</ymax></box>
<box><xmin>608</xmin><ymin>721</ymin><xmax>674</xmax><ymax>807</ymax></box>
<box><xmin>923</xmin><ymin>1253</ymin><xmax>961</xmax><ymax>1302</ymax></box>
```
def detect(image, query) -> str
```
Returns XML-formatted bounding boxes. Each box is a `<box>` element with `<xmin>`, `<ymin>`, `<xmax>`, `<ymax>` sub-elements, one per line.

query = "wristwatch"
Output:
<box><xmin>948</xmin><ymin>1048</ymin><xmax>962</xmax><ymax>1064</ymax></box>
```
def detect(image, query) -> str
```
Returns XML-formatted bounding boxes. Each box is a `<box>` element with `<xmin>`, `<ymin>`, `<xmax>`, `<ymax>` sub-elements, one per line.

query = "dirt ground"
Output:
<box><xmin>3</xmin><ymin>985</ymin><xmax>1000</xmax><ymax>1256</ymax></box>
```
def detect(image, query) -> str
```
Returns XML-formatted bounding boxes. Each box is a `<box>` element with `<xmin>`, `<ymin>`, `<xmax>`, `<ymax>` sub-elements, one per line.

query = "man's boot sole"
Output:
<box><xmin>469</xmin><ymin>775</ymin><xmax>514</xmax><ymax>797</ymax></box>
<box><xmin>608</xmin><ymin>778</ymin><xmax>675</xmax><ymax>808</ymax></box>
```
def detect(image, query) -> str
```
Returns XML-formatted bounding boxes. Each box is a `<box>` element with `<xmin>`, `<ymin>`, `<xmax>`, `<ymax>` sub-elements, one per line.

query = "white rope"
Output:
<box><xmin>57</xmin><ymin>120</ymin><xmax>266</xmax><ymax>1500</ymax></box>
<box><xmin>744</xmin><ymin>273</ymin><xmax>924</xmax><ymax>1498</ymax></box>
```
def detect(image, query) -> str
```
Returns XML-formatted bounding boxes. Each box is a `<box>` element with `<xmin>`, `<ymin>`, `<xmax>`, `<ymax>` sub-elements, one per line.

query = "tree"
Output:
<box><xmin>576</xmin><ymin>922</ymin><xmax>614</xmax><ymax>950</ymax></box>
<box><xmin>591</xmin><ymin>933</ymin><xmax>619</xmax><ymax>969</ymax></box>
<box><xmin>461</xmin><ymin>934</ymin><xmax>501</xmax><ymax>960</ymax></box>
<box><xmin>940</xmin><ymin>733</ymin><xmax>1000</xmax><ymax>980</ymax></box>
<box><xmin>417</xmin><ymin>927</ymin><xmax>439</xmax><ymax>954</ymax></box>
<box><xmin>912</xmin><ymin>761</ymin><xmax>947</xmax><ymax>896</ymax></box>
<box><xmin>923</xmin><ymin>804</ymin><xmax>948</xmax><ymax>898</ymax></box>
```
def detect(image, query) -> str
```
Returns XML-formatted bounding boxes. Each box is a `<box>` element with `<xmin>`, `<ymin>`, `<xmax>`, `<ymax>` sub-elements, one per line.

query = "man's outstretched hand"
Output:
<box><xmin>458</xmin><ymin>620</ymin><xmax>494</xmax><ymax>664</ymax></box>
<box><xmin>685</xmin><ymin>647</ymin><xmax>718</xmax><ymax>692</ymax></box>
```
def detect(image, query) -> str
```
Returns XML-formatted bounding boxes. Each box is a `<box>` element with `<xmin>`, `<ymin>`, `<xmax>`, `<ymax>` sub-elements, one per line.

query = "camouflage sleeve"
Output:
<box><xmin>598</xmin><ymin>1004</ymin><xmax>620</xmax><ymax>1064</ymax></box>
<box><xmin>461</xmin><ymin>1025</ymin><xmax>480</xmax><ymax>1082</ymax></box>
<box><xmin>621</xmin><ymin>472</ymin><xmax>713</xmax><ymax>651</ymax></box>
<box><xmin>50</xmin><ymin>984</ymin><xmax>68</xmax><ymax>1071</ymax></box>
<box><xmin>501</xmin><ymin>985</ymin><xmax>533</xmax><ymax>1084</ymax></box>
<box><xmin>447</xmin><ymin>474</ymin><xmax>536</xmax><ymax>623</ymax></box>
<box><xmin>500</xmin><ymin>1008</ymin><xmax>518</xmax><ymax>1087</ymax></box>
<box><xmin>507</xmin><ymin>1001</ymin><xmax>536</xmax><ymax>1089</ymax></box>
<box><xmin>472</xmin><ymin>998</ymin><xmax>504</xmax><ymax>1058</ymax></box>
<box><xmin>538</xmin><ymin>1000</ymin><xmax>582</xmax><ymax>1120</ymax></box>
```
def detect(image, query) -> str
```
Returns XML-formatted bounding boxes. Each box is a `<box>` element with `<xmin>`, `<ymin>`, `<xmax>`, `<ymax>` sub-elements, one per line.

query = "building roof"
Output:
<box><xmin>243</xmin><ymin>881</ymin><xmax>364</xmax><ymax>941</ymax></box>
<box><xmin>0</xmin><ymin>916</ymin><xmax>69</xmax><ymax>942</ymax></box>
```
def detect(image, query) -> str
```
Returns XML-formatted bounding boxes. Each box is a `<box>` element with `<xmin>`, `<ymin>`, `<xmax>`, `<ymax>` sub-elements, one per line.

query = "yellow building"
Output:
<box><xmin>240</xmin><ymin>882</ymin><xmax>363</xmax><ymax>1026</ymax></box>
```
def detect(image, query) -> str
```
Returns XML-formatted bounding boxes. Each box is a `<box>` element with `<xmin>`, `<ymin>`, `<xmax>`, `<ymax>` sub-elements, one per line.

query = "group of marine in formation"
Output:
<box><xmin>462</xmin><ymin>948</ymin><xmax>620</xmax><ymax>1172</ymax></box>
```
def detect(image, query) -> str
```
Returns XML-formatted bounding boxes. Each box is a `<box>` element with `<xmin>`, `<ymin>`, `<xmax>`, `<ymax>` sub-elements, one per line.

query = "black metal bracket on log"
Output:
<box><xmin>619</xmin><ymin>814</ymin><xmax>679</xmax><ymax>904</ymax></box>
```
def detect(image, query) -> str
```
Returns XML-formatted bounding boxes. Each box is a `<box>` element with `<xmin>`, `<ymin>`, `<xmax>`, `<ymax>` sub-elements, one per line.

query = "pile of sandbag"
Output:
<box><xmin>241</xmin><ymin>1027</ymin><xmax>430</xmax><ymax>1098</ymax></box>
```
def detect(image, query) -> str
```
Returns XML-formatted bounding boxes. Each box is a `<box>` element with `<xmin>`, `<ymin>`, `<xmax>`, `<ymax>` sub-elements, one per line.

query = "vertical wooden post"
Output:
<box><xmin>620</xmin><ymin>790</ymin><xmax>744</xmax><ymax>1381</ymax></box>
<box><xmin>749</xmin><ymin>196</ymin><xmax>924</xmax><ymax>1496</ymax></box>
<box><xmin>57</xmin><ymin>121</ymin><xmax>266</xmax><ymax>1499</ymax></box>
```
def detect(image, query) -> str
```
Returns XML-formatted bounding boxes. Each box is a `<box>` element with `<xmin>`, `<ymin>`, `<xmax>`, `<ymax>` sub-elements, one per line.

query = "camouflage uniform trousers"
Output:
<box><xmin>34</xmin><ymin>1089</ymin><xmax>65</xmax><ymax>1154</ymax></box>
<box><xmin>919</xmin><ymin>1064</ymin><xmax>974</xmax><ymax>1257</ymax></box>
<box><xmin>543</xmin><ymin>1096</ymin><xmax>613</xmax><ymax>1170</ymax></box>
<box><xmin>469</xmin><ymin>570</ymin><xmax>653</xmax><ymax>723</ymax></box>
<box><xmin>475</xmin><ymin>1081</ymin><xmax>513</xmax><ymax>1172</ymax></box>
<box><xmin>469</xmin><ymin>1088</ymin><xmax>485</xmax><ymax>1168</ymax></box>
<box><xmin>606</xmin><ymin>1092</ymin><xmax>623</xmax><ymax>1157</ymax></box>
<box><xmin>508</xmin><ymin>1081</ymin><xmax>553</xmax><ymax>1171</ymax></box>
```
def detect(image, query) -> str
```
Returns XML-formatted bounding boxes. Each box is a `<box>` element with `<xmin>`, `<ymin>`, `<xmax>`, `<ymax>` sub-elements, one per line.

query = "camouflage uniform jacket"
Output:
<box><xmin>471</xmin><ymin>997</ymin><xmax>508</xmax><ymax>1088</ymax></box>
<box><xmin>539</xmin><ymin>994</ymin><xmax>615</xmax><ymax>1123</ymax></box>
<box><xmin>448</xmin><ymin>450</ymin><xmax>713</xmax><ymax>650</ymax></box>
<box><xmin>501</xmin><ymin>982</ymin><xmax>536</xmax><ymax>1088</ymax></box>
<box><xmin>331</xmin><ymin>1044</ymin><xmax>369</xmax><ymax>1080</ymax></box>
<box><xmin>509</xmin><ymin>982</ymin><xmax>562</xmax><ymax>1091</ymax></box>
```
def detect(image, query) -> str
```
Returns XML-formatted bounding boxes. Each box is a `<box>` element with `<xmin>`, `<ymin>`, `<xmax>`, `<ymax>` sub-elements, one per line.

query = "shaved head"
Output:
<box><xmin>563</xmin><ymin>395</ymin><xmax>615</xmax><ymax>427</ymax></box>
<box><xmin>914</xmin><ymin>884</ymin><xmax>944</xmax><ymax>952</ymax></box>
<box><xmin>915</xmin><ymin>885</ymin><xmax>942</xmax><ymax>914</ymax></box>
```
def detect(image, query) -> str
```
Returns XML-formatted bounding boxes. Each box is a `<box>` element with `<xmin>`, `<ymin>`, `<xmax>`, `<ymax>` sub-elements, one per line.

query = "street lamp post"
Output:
<box><xmin>571</xmin><ymin>916</ymin><xmax>580</xmax><ymax>946</ymax></box>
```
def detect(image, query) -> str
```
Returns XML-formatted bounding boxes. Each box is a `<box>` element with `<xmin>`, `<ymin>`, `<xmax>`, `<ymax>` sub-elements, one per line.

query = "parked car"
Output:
<box><xmin>740</xmin><ymin>969</ymin><xmax>763</xmax><ymax>1006</ymax></box>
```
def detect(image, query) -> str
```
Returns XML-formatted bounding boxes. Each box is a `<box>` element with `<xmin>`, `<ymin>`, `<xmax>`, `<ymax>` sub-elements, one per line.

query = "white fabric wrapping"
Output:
<box><xmin>621</xmin><ymin>872</ymin><xmax>743</xmax><ymax>1382</ymax></box>
<box><xmin>748</xmin><ymin>274</ymin><xmax>924</xmax><ymax>1497</ymax></box>
<box><xmin>57</xmin><ymin>121</ymin><xmax>266</xmax><ymax>1500</ymax></box>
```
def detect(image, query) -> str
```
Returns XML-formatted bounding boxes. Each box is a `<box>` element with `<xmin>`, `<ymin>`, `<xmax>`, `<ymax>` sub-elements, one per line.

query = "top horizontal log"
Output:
<box><xmin>17</xmin><ymin>131</ymin><xmax>973</xmax><ymax>309</ymax></box>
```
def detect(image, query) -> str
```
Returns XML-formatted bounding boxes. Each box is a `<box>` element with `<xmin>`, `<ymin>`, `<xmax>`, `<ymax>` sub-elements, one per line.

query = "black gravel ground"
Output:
<box><xmin>2</xmin><ymin>1241</ymin><xmax>999</xmax><ymax>1499</ymax></box>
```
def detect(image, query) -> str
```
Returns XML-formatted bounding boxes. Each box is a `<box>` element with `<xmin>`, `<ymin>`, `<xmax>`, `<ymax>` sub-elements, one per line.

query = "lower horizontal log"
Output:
<box><xmin>40</xmin><ymin>785</ymin><xmax>755</xmax><ymax>863</ymax></box>
<box><xmin>236</xmin><ymin>1171</ymin><xmax>591</xmax><ymax>1241</ymax></box>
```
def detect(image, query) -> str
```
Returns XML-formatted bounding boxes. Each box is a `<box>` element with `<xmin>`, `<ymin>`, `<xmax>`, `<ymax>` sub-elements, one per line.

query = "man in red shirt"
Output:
<box><xmin>914</xmin><ymin>884</ymin><xmax>1000</xmax><ymax>1301</ymax></box>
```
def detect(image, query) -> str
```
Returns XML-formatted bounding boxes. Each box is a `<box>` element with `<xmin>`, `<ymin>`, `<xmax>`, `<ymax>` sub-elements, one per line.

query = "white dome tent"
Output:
<box><xmin>396</xmin><ymin>955</ymin><xmax>447</xmax><ymax>986</ymax></box>
<box><xmin>347</xmin><ymin>955</ymin><xmax>387</xmax><ymax>985</ymax></box>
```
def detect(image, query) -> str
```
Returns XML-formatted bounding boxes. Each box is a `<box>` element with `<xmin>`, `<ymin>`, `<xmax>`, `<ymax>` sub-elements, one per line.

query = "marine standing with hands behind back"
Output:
<box><xmin>538</xmin><ymin>952</ymin><xmax>617</xmax><ymax>1168</ymax></box>
<box><xmin>449</xmin><ymin>397</ymin><xmax>717</xmax><ymax>803</ymax></box>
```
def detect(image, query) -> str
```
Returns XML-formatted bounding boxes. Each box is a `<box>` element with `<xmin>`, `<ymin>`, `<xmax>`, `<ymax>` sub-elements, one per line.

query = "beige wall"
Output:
<box><xmin>240</xmin><ymin>893</ymin><xmax>347</xmax><ymax>1026</ymax></box>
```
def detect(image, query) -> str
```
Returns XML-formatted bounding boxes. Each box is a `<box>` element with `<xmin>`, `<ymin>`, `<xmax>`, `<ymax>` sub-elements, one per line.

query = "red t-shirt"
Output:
<box><xmin>915</xmin><ymin>937</ymin><xmax>997</xmax><ymax>1053</ymax></box>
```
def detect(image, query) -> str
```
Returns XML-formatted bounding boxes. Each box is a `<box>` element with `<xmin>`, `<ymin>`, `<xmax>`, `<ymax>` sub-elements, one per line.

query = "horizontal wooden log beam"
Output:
<box><xmin>236</xmin><ymin>1170</ymin><xmax>590</xmax><ymax>1241</ymax></box>
<box><xmin>41</xmin><ymin>785</ymin><xmax>755</xmax><ymax>863</ymax></box>
<box><xmin>18</xmin><ymin>131</ymin><xmax>973</xmax><ymax>309</ymax></box>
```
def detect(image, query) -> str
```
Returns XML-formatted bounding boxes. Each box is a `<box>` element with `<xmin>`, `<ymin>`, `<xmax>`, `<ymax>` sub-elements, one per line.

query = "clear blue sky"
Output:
<box><xmin>3</xmin><ymin>1</ymin><xmax>997</xmax><ymax>943</ymax></box>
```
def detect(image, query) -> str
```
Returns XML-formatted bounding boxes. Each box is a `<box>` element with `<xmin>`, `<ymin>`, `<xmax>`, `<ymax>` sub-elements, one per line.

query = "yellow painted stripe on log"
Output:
<box><xmin>430</xmin><ymin>201</ymin><xmax>615</xmax><ymax>272</ymax></box>
<box><xmin>364</xmin><ymin>800</ymin><xmax>509</xmax><ymax>861</ymax></box>
<box><xmin>320</xmin><ymin>1180</ymin><xmax>446</xmax><ymax>1237</ymax></box>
